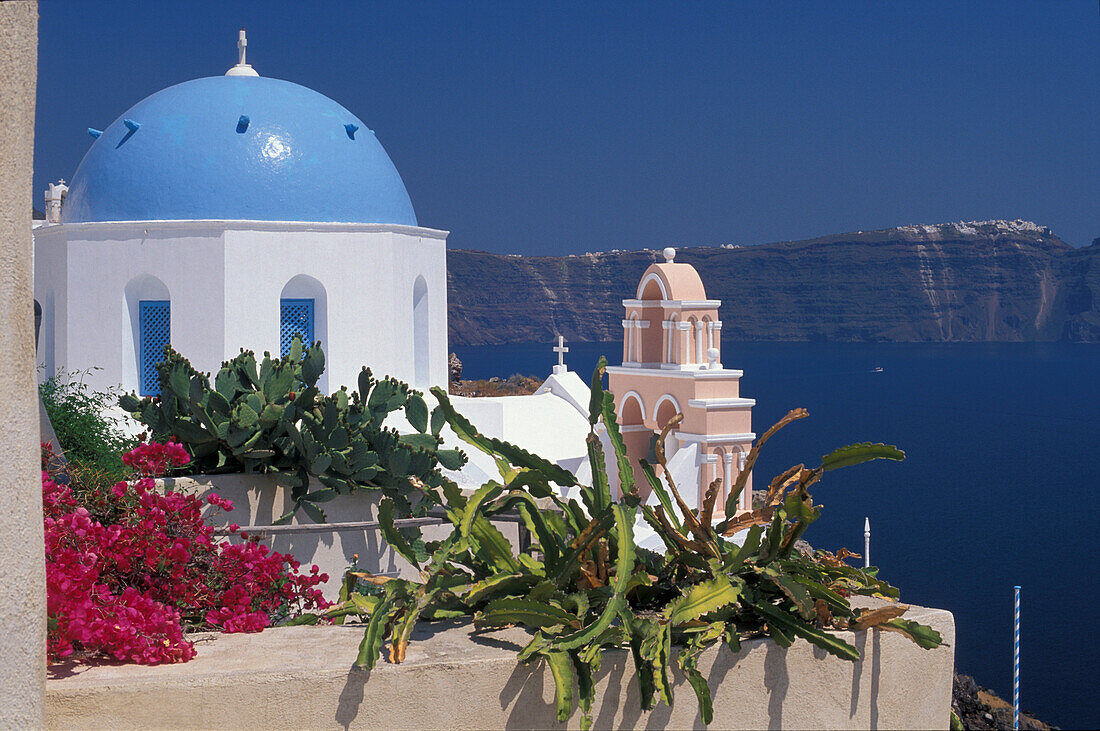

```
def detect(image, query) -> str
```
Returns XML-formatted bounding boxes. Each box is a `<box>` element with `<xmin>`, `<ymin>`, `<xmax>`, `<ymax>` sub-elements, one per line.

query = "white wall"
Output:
<box><xmin>36</xmin><ymin>222</ymin><xmax>226</xmax><ymax>394</ymax></box>
<box><xmin>446</xmin><ymin>392</ymin><xmax>592</xmax><ymax>494</ymax></box>
<box><xmin>224</xmin><ymin>225</ymin><xmax>448</xmax><ymax>393</ymax></box>
<box><xmin>34</xmin><ymin>221</ymin><xmax>450</xmax><ymax>398</ymax></box>
<box><xmin>32</xmin><ymin>225</ymin><xmax>67</xmax><ymax>378</ymax></box>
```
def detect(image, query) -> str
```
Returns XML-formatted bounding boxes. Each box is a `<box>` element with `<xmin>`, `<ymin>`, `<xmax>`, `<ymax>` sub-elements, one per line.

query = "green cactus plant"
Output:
<box><xmin>292</xmin><ymin>356</ymin><xmax>943</xmax><ymax>728</ymax></box>
<box><xmin>119</xmin><ymin>337</ymin><xmax>466</xmax><ymax>522</ymax></box>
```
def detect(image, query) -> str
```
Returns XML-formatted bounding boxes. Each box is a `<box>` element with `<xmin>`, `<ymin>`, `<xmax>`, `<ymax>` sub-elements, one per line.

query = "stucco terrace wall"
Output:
<box><xmin>160</xmin><ymin>474</ymin><xmax>522</xmax><ymax>600</ymax></box>
<box><xmin>46</xmin><ymin>604</ymin><xmax>954</xmax><ymax>730</ymax></box>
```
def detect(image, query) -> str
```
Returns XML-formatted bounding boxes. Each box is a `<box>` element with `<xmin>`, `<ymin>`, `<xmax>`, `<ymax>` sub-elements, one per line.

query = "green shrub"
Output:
<box><xmin>39</xmin><ymin>369</ymin><xmax>137</xmax><ymax>487</ymax></box>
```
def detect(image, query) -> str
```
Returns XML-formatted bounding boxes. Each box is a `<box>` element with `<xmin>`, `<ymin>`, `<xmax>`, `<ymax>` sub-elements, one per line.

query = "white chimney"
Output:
<box><xmin>44</xmin><ymin>180</ymin><xmax>68</xmax><ymax>224</ymax></box>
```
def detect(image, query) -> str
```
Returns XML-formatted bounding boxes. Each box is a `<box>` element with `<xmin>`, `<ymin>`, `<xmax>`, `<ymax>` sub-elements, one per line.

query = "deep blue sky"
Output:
<box><xmin>34</xmin><ymin>1</ymin><xmax>1098</xmax><ymax>253</ymax></box>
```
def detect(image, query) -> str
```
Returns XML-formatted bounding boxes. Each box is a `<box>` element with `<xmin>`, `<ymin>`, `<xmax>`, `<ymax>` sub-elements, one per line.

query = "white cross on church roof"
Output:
<box><xmin>553</xmin><ymin>335</ymin><xmax>569</xmax><ymax>374</ymax></box>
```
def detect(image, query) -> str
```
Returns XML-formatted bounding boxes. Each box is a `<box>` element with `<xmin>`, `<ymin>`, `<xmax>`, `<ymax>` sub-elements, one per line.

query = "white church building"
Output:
<box><xmin>34</xmin><ymin>32</ymin><xmax>448</xmax><ymax>397</ymax></box>
<box><xmin>34</xmin><ymin>31</ymin><xmax>756</xmax><ymax>563</ymax></box>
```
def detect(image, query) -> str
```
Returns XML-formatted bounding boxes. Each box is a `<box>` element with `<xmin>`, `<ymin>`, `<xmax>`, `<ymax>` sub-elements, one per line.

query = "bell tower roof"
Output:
<box><xmin>635</xmin><ymin>249</ymin><xmax>709</xmax><ymax>302</ymax></box>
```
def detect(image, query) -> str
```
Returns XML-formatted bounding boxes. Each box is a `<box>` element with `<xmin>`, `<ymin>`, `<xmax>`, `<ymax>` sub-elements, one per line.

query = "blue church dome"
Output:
<box><xmin>62</xmin><ymin>75</ymin><xmax>417</xmax><ymax>225</ymax></box>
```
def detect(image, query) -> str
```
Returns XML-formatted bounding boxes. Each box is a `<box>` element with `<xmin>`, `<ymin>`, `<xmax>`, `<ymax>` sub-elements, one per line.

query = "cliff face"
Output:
<box><xmin>1054</xmin><ymin>241</ymin><xmax>1100</xmax><ymax>341</ymax></box>
<box><xmin>447</xmin><ymin>221</ymin><xmax>1100</xmax><ymax>346</ymax></box>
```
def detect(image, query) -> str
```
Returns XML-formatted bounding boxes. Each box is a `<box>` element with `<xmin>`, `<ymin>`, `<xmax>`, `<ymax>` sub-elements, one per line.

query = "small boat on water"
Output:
<box><xmin>871</xmin><ymin>366</ymin><xmax>884</xmax><ymax>373</ymax></box>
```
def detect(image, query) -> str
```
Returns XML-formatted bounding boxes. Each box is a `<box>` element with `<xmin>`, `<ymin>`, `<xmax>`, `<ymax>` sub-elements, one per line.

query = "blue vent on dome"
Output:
<box><xmin>280</xmin><ymin>298</ymin><xmax>314</xmax><ymax>356</ymax></box>
<box><xmin>139</xmin><ymin>300</ymin><xmax>170</xmax><ymax>396</ymax></box>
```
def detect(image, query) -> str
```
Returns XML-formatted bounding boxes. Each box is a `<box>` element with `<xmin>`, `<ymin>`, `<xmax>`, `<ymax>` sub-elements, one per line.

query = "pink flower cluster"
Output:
<box><xmin>43</xmin><ymin>442</ymin><xmax>330</xmax><ymax>665</ymax></box>
<box><xmin>121</xmin><ymin>438</ymin><xmax>190</xmax><ymax>477</ymax></box>
<box><xmin>205</xmin><ymin>493</ymin><xmax>234</xmax><ymax>511</ymax></box>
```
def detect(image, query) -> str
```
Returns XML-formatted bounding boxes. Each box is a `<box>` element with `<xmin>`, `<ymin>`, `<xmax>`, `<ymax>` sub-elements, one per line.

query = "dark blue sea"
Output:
<box><xmin>453</xmin><ymin>340</ymin><xmax>1100</xmax><ymax>729</ymax></box>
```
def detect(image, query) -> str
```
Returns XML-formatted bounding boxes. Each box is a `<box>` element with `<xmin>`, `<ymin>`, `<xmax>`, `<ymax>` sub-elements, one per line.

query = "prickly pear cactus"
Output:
<box><xmin>119</xmin><ymin>337</ymin><xmax>466</xmax><ymax>522</ymax></box>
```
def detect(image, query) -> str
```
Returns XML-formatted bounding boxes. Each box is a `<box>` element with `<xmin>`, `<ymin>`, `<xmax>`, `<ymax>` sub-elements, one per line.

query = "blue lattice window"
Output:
<box><xmin>281</xmin><ymin>298</ymin><xmax>315</xmax><ymax>356</ymax></box>
<box><xmin>139</xmin><ymin>300</ymin><xmax>170</xmax><ymax>396</ymax></box>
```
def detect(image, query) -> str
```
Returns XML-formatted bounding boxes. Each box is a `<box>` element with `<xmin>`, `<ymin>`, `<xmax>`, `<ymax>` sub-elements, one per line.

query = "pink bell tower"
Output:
<box><xmin>606</xmin><ymin>248</ymin><xmax>755</xmax><ymax>517</ymax></box>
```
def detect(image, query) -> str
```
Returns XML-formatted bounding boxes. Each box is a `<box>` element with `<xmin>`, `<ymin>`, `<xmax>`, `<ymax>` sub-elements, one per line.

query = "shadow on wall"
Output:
<box><xmin>334</xmin><ymin>619</ymin><xmax>475</xmax><ymax>729</ymax></box>
<box><xmin>492</xmin><ymin>633</ymin><xmax>888</xmax><ymax>730</ymax></box>
<box><xmin>330</xmin><ymin>624</ymin><xmax>891</xmax><ymax>730</ymax></box>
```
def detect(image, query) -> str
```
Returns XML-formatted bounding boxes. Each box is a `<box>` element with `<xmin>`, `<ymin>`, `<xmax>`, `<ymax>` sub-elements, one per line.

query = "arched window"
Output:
<box><xmin>124</xmin><ymin>274</ymin><xmax>172</xmax><ymax>397</ymax></box>
<box><xmin>33</xmin><ymin>299</ymin><xmax>41</xmax><ymax>351</ymax></box>
<box><xmin>280</xmin><ymin>298</ymin><xmax>314</xmax><ymax>356</ymax></box>
<box><xmin>715</xmin><ymin>446</ymin><xmax>730</xmax><ymax>508</ymax></box>
<box><xmin>654</xmin><ymin>394</ymin><xmax>681</xmax><ymax>429</ymax></box>
<box><xmin>733</xmin><ymin>447</ymin><xmax>748</xmax><ymax>511</ymax></box>
<box><xmin>413</xmin><ymin>276</ymin><xmax>429</xmax><ymax>387</ymax></box>
<box><xmin>638</xmin><ymin>317</ymin><xmax>663</xmax><ymax>365</ymax></box>
<box><xmin>279</xmin><ymin>275</ymin><xmax>327</xmax><ymax>390</ymax></box>
<box><xmin>36</xmin><ymin>294</ymin><xmax>56</xmax><ymax>380</ymax></box>
<box><xmin>653</xmin><ymin>395</ymin><xmax>682</xmax><ymax>464</ymax></box>
<box><xmin>628</xmin><ymin>313</ymin><xmax>639</xmax><ymax>362</ymax></box>
<box><xmin>667</xmin><ymin>313</ymin><xmax>678</xmax><ymax>363</ymax></box>
<box><xmin>280</xmin><ymin>275</ymin><xmax>327</xmax><ymax>354</ymax></box>
<box><xmin>686</xmin><ymin>316</ymin><xmax>698</xmax><ymax>364</ymax></box>
<box><xmin>139</xmin><ymin>300</ymin><xmax>171</xmax><ymax>396</ymax></box>
<box><xmin>618</xmin><ymin>391</ymin><xmax>646</xmax><ymax>426</ymax></box>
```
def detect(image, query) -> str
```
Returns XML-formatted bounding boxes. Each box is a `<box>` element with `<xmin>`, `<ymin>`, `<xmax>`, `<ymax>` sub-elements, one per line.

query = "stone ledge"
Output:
<box><xmin>46</xmin><ymin>605</ymin><xmax>955</xmax><ymax>730</ymax></box>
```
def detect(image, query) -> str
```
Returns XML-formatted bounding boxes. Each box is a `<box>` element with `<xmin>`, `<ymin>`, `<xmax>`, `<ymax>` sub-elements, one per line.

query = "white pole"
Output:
<box><xmin>863</xmin><ymin>517</ymin><xmax>870</xmax><ymax>568</ymax></box>
<box><xmin>1014</xmin><ymin>585</ymin><xmax>1020</xmax><ymax>730</ymax></box>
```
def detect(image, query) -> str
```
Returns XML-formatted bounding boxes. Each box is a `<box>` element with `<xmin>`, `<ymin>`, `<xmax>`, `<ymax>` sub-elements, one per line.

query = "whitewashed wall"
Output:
<box><xmin>33</xmin><ymin>221</ymin><xmax>449</xmax><ymax>396</ymax></box>
<box><xmin>224</xmin><ymin>225</ymin><xmax>449</xmax><ymax>392</ymax></box>
<box><xmin>34</xmin><ymin>222</ymin><xmax>225</xmax><ymax>395</ymax></box>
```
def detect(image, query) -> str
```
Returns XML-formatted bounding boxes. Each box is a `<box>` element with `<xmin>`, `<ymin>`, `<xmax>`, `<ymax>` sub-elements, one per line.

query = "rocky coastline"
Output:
<box><xmin>952</xmin><ymin>672</ymin><xmax>1053</xmax><ymax>730</ymax></box>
